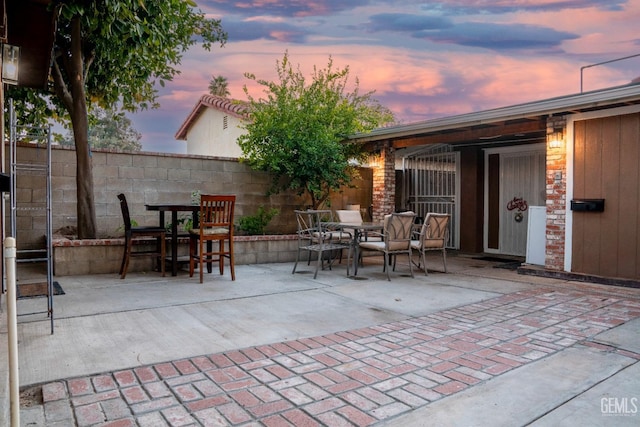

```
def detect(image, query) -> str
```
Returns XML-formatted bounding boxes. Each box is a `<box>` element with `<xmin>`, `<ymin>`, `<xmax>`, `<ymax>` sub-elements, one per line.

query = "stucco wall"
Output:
<box><xmin>7</xmin><ymin>144</ymin><xmax>373</xmax><ymax>249</ymax></box>
<box><xmin>185</xmin><ymin>108</ymin><xmax>245</xmax><ymax>158</ymax></box>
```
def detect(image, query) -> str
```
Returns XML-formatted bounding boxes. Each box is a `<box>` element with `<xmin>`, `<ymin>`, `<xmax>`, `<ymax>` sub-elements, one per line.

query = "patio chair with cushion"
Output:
<box><xmin>411</xmin><ymin>212</ymin><xmax>450</xmax><ymax>275</ymax></box>
<box><xmin>189</xmin><ymin>194</ymin><xmax>236</xmax><ymax>283</ymax></box>
<box><xmin>292</xmin><ymin>210</ymin><xmax>352</xmax><ymax>279</ymax></box>
<box><xmin>336</xmin><ymin>209</ymin><xmax>379</xmax><ymax>270</ymax></box>
<box><xmin>358</xmin><ymin>211</ymin><xmax>417</xmax><ymax>280</ymax></box>
<box><xmin>336</xmin><ymin>209</ymin><xmax>381</xmax><ymax>243</ymax></box>
<box><xmin>335</xmin><ymin>209</ymin><xmax>363</xmax><ymax>239</ymax></box>
<box><xmin>336</xmin><ymin>209</ymin><xmax>362</xmax><ymax>223</ymax></box>
<box><xmin>117</xmin><ymin>193</ymin><xmax>166</xmax><ymax>279</ymax></box>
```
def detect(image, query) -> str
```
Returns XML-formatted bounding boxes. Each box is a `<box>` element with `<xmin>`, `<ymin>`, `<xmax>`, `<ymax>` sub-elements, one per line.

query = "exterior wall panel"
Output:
<box><xmin>572</xmin><ymin>113</ymin><xmax>640</xmax><ymax>280</ymax></box>
<box><xmin>186</xmin><ymin>109</ymin><xmax>245</xmax><ymax>158</ymax></box>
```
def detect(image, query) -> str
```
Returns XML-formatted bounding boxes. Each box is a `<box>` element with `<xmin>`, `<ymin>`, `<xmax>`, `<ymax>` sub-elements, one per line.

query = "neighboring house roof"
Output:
<box><xmin>175</xmin><ymin>95</ymin><xmax>250</xmax><ymax>140</ymax></box>
<box><xmin>350</xmin><ymin>82</ymin><xmax>640</xmax><ymax>149</ymax></box>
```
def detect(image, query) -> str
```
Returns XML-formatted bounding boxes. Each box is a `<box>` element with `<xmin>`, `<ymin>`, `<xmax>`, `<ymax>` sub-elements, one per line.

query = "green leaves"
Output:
<box><xmin>57</xmin><ymin>107</ymin><xmax>143</xmax><ymax>151</ymax></box>
<box><xmin>238</xmin><ymin>52</ymin><xmax>395</xmax><ymax>208</ymax></box>
<box><xmin>9</xmin><ymin>1</ymin><xmax>228</xmax><ymax>238</ymax></box>
<box><xmin>43</xmin><ymin>1</ymin><xmax>226</xmax><ymax>115</ymax></box>
<box><xmin>237</xmin><ymin>206</ymin><xmax>279</xmax><ymax>235</ymax></box>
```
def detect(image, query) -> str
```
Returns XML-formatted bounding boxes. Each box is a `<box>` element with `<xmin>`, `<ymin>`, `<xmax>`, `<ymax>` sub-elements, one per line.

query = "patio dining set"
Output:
<box><xmin>117</xmin><ymin>193</ymin><xmax>450</xmax><ymax>283</ymax></box>
<box><xmin>117</xmin><ymin>193</ymin><xmax>236</xmax><ymax>283</ymax></box>
<box><xmin>292</xmin><ymin>208</ymin><xmax>450</xmax><ymax>281</ymax></box>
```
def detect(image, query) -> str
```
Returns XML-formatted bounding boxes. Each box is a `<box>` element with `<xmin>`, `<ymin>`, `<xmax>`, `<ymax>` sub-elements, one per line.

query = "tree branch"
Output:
<box><xmin>83</xmin><ymin>49</ymin><xmax>95</xmax><ymax>83</ymax></box>
<box><xmin>69</xmin><ymin>15</ymin><xmax>84</xmax><ymax>94</ymax></box>
<box><xmin>51</xmin><ymin>54</ymin><xmax>73</xmax><ymax>113</ymax></box>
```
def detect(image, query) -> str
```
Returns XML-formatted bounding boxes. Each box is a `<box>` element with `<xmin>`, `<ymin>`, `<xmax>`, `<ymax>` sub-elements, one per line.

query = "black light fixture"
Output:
<box><xmin>2</xmin><ymin>44</ymin><xmax>20</xmax><ymax>85</ymax></box>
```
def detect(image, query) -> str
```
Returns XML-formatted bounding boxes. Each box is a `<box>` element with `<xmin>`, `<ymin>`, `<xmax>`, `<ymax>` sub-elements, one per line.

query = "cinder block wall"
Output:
<box><xmin>52</xmin><ymin>235</ymin><xmax>300</xmax><ymax>276</ymax></box>
<box><xmin>7</xmin><ymin>144</ymin><xmax>373</xmax><ymax>249</ymax></box>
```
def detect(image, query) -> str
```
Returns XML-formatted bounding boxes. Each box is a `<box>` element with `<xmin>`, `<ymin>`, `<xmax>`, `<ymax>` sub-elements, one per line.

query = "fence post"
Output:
<box><xmin>4</xmin><ymin>237</ymin><xmax>19</xmax><ymax>427</ymax></box>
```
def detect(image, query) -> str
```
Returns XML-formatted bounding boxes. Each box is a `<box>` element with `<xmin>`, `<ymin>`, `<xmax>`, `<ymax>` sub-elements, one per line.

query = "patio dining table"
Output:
<box><xmin>145</xmin><ymin>203</ymin><xmax>200</xmax><ymax>276</ymax></box>
<box><xmin>324</xmin><ymin>221</ymin><xmax>384</xmax><ymax>276</ymax></box>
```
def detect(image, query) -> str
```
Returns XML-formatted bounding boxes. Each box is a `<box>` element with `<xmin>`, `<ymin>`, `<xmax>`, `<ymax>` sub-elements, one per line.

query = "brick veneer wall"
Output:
<box><xmin>371</xmin><ymin>142</ymin><xmax>395</xmax><ymax>222</ymax></box>
<box><xmin>545</xmin><ymin>117</ymin><xmax>567</xmax><ymax>271</ymax></box>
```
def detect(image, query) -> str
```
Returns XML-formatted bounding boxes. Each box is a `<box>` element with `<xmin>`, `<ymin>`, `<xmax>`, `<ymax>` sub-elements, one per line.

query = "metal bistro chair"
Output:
<box><xmin>292</xmin><ymin>210</ymin><xmax>352</xmax><ymax>279</ymax></box>
<box><xmin>189</xmin><ymin>195</ymin><xmax>236</xmax><ymax>283</ymax></box>
<box><xmin>117</xmin><ymin>193</ymin><xmax>166</xmax><ymax>279</ymax></box>
<box><xmin>358</xmin><ymin>211</ymin><xmax>417</xmax><ymax>281</ymax></box>
<box><xmin>411</xmin><ymin>212</ymin><xmax>450</xmax><ymax>275</ymax></box>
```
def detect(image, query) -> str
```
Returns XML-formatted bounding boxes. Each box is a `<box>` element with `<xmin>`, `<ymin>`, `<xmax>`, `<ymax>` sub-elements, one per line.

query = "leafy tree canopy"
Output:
<box><xmin>53</xmin><ymin>0</ymin><xmax>226</xmax><ymax>113</ymax></box>
<box><xmin>238</xmin><ymin>52</ymin><xmax>395</xmax><ymax>209</ymax></box>
<box><xmin>5</xmin><ymin>0</ymin><xmax>226</xmax><ymax>238</ymax></box>
<box><xmin>58</xmin><ymin>107</ymin><xmax>142</xmax><ymax>151</ymax></box>
<box><xmin>8</xmin><ymin>0</ymin><xmax>226</xmax><ymax>127</ymax></box>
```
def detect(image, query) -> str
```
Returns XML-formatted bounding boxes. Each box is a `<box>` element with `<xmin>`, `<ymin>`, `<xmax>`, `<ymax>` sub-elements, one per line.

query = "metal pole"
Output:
<box><xmin>46</xmin><ymin>125</ymin><xmax>54</xmax><ymax>334</ymax></box>
<box><xmin>5</xmin><ymin>236</ymin><xmax>20</xmax><ymax>427</ymax></box>
<box><xmin>1</xmin><ymin>87</ymin><xmax>5</xmax><ymax>296</ymax></box>
<box><xmin>580</xmin><ymin>52</ymin><xmax>640</xmax><ymax>92</ymax></box>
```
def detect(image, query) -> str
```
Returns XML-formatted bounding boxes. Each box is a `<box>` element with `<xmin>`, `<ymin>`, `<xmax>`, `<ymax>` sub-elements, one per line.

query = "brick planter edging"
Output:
<box><xmin>52</xmin><ymin>235</ymin><xmax>299</xmax><ymax>276</ymax></box>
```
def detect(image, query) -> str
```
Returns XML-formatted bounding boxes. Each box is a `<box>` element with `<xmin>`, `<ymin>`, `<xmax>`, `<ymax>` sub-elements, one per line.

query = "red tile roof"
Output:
<box><xmin>175</xmin><ymin>95</ymin><xmax>250</xmax><ymax>140</ymax></box>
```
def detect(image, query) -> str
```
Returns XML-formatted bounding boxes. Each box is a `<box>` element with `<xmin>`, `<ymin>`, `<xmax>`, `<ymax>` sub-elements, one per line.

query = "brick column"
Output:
<box><xmin>371</xmin><ymin>142</ymin><xmax>395</xmax><ymax>223</ymax></box>
<box><xmin>545</xmin><ymin>116</ymin><xmax>567</xmax><ymax>271</ymax></box>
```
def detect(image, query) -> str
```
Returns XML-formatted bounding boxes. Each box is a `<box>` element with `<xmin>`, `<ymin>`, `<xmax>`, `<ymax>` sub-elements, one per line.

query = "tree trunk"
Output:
<box><xmin>67</xmin><ymin>16</ymin><xmax>97</xmax><ymax>239</ymax></box>
<box><xmin>71</xmin><ymin>108</ymin><xmax>97</xmax><ymax>239</ymax></box>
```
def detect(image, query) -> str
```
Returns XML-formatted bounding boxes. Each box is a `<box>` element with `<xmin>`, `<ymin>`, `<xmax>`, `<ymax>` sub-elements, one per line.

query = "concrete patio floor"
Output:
<box><xmin>2</xmin><ymin>253</ymin><xmax>640</xmax><ymax>426</ymax></box>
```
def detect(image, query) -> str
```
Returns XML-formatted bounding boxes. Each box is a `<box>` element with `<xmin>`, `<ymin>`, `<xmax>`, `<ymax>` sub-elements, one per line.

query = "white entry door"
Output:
<box><xmin>485</xmin><ymin>145</ymin><xmax>546</xmax><ymax>256</ymax></box>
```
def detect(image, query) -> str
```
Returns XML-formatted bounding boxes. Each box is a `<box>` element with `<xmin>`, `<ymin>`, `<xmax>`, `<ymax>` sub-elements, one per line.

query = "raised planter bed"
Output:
<box><xmin>52</xmin><ymin>234</ymin><xmax>299</xmax><ymax>276</ymax></box>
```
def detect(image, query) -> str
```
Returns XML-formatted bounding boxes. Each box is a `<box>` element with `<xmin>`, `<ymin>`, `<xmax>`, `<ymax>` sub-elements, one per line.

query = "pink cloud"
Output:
<box><xmin>134</xmin><ymin>1</ymin><xmax>640</xmax><ymax>152</ymax></box>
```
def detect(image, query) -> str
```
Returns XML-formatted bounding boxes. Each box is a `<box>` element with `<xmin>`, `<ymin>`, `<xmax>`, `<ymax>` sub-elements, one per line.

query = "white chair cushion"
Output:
<box><xmin>336</xmin><ymin>210</ymin><xmax>363</xmax><ymax>225</ymax></box>
<box><xmin>358</xmin><ymin>241</ymin><xmax>385</xmax><ymax>251</ymax></box>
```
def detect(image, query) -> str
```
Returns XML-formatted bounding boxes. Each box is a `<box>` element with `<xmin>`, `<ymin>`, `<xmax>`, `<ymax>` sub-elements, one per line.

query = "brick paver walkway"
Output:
<box><xmin>36</xmin><ymin>286</ymin><xmax>640</xmax><ymax>426</ymax></box>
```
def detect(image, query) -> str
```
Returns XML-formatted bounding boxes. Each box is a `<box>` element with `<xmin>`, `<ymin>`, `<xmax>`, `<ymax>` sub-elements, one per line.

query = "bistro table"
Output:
<box><xmin>145</xmin><ymin>203</ymin><xmax>200</xmax><ymax>276</ymax></box>
<box><xmin>324</xmin><ymin>221</ymin><xmax>384</xmax><ymax>276</ymax></box>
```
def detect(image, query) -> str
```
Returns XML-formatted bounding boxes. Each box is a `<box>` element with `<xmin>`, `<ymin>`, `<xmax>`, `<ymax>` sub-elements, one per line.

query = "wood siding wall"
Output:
<box><xmin>572</xmin><ymin>112</ymin><xmax>640</xmax><ymax>280</ymax></box>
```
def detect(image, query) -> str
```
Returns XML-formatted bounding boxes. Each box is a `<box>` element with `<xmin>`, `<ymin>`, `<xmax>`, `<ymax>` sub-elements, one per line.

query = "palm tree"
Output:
<box><xmin>208</xmin><ymin>75</ymin><xmax>230</xmax><ymax>97</ymax></box>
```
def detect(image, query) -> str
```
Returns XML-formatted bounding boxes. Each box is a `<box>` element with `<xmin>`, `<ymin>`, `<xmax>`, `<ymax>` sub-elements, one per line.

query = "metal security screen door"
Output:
<box><xmin>402</xmin><ymin>145</ymin><xmax>459</xmax><ymax>248</ymax></box>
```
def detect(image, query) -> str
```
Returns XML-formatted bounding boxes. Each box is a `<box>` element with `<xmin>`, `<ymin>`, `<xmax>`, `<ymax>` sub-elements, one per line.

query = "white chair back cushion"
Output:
<box><xmin>336</xmin><ymin>209</ymin><xmax>363</xmax><ymax>225</ymax></box>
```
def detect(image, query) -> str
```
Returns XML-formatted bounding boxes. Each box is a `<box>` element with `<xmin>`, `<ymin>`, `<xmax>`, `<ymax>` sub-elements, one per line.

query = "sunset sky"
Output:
<box><xmin>133</xmin><ymin>0</ymin><xmax>640</xmax><ymax>153</ymax></box>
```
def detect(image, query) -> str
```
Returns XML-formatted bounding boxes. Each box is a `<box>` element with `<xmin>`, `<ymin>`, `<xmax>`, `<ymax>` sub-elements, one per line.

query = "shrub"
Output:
<box><xmin>237</xmin><ymin>206</ymin><xmax>279</xmax><ymax>235</ymax></box>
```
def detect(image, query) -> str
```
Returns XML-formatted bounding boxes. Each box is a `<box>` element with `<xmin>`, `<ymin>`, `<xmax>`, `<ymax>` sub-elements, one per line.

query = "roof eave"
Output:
<box><xmin>175</xmin><ymin>100</ymin><xmax>206</xmax><ymax>140</ymax></box>
<box><xmin>175</xmin><ymin>95</ymin><xmax>249</xmax><ymax>140</ymax></box>
<box><xmin>350</xmin><ymin>83</ymin><xmax>640</xmax><ymax>143</ymax></box>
